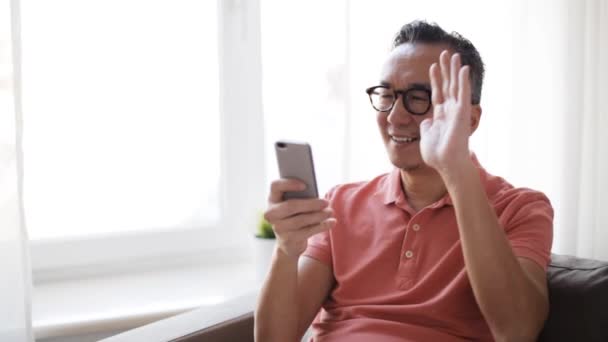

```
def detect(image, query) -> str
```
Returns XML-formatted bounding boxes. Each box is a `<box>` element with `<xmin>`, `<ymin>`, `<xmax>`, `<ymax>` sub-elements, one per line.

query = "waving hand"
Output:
<box><xmin>420</xmin><ymin>51</ymin><xmax>473</xmax><ymax>174</ymax></box>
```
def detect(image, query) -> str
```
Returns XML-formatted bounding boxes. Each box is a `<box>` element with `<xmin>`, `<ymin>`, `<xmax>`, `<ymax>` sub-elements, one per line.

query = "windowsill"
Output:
<box><xmin>33</xmin><ymin>238</ymin><xmax>276</xmax><ymax>340</ymax></box>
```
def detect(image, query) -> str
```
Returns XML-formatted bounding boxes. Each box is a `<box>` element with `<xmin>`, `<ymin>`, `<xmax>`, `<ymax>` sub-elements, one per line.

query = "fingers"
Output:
<box><xmin>458</xmin><ymin>66</ymin><xmax>471</xmax><ymax>106</ymax></box>
<box><xmin>430</xmin><ymin>50</ymin><xmax>464</xmax><ymax>105</ymax></box>
<box><xmin>274</xmin><ymin>209</ymin><xmax>333</xmax><ymax>235</ymax></box>
<box><xmin>274</xmin><ymin>208</ymin><xmax>333</xmax><ymax>234</ymax></box>
<box><xmin>450</xmin><ymin>53</ymin><xmax>461</xmax><ymax>98</ymax></box>
<box><xmin>429</xmin><ymin>63</ymin><xmax>443</xmax><ymax>104</ymax></box>
<box><xmin>419</xmin><ymin>117</ymin><xmax>433</xmax><ymax>135</ymax></box>
<box><xmin>294</xmin><ymin>218</ymin><xmax>337</xmax><ymax>241</ymax></box>
<box><xmin>439</xmin><ymin>50</ymin><xmax>451</xmax><ymax>98</ymax></box>
<box><xmin>268</xmin><ymin>178</ymin><xmax>306</xmax><ymax>203</ymax></box>
<box><xmin>268</xmin><ymin>206</ymin><xmax>335</xmax><ymax>253</ymax></box>
<box><xmin>265</xmin><ymin>197</ymin><xmax>329</xmax><ymax>222</ymax></box>
<box><xmin>264</xmin><ymin>178</ymin><xmax>337</xmax><ymax>257</ymax></box>
<box><xmin>282</xmin><ymin>198</ymin><xmax>329</xmax><ymax>218</ymax></box>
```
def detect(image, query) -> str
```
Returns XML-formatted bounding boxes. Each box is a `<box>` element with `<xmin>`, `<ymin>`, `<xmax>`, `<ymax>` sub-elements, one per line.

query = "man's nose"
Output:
<box><xmin>386</xmin><ymin>95</ymin><xmax>415</xmax><ymax>125</ymax></box>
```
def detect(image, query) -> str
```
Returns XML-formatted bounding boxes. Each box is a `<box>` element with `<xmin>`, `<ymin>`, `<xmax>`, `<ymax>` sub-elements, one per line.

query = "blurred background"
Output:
<box><xmin>7</xmin><ymin>0</ymin><xmax>606</xmax><ymax>257</ymax></box>
<box><xmin>1</xmin><ymin>0</ymin><xmax>607</xmax><ymax>341</ymax></box>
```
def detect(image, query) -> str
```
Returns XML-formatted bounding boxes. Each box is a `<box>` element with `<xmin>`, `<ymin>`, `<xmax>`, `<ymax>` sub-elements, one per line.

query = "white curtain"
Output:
<box><xmin>493</xmin><ymin>0</ymin><xmax>608</xmax><ymax>260</ymax></box>
<box><xmin>558</xmin><ymin>0</ymin><xmax>608</xmax><ymax>260</ymax></box>
<box><xmin>0</xmin><ymin>0</ymin><xmax>33</xmax><ymax>340</ymax></box>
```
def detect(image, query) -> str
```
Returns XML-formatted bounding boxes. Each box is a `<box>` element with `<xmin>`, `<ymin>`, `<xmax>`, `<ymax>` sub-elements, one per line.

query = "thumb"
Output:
<box><xmin>420</xmin><ymin>118</ymin><xmax>432</xmax><ymax>135</ymax></box>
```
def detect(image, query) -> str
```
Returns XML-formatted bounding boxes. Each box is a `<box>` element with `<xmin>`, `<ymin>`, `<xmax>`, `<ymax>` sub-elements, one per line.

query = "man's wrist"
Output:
<box><xmin>438</xmin><ymin>158</ymin><xmax>478</xmax><ymax>192</ymax></box>
<box><xmin>273</xmin><ymin>244</ymin><xmax>302</xmax><ymax>265</ymax></box>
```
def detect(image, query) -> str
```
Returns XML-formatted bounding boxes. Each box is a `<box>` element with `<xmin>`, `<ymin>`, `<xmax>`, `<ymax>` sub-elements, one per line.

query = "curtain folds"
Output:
<box><xmin>514</xmin><ymin>0</ymin><xmax>608</xmax><ymax>260</ymax></box>
<box><xmin>572</xmin><ymin>0</ymin><xmax>608</xmax><ymax>260</ymax></box>
<box><xmin>0</xmin><ymin>0</ymin><xmax>33</xmax><ymax>340</ymax></box>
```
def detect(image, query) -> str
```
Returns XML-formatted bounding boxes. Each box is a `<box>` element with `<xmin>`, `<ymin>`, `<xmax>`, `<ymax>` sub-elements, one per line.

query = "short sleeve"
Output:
<box><xmin>503</xmin><ymin>191</ymin><xmax>554</xmax><ymax>271</ymax></box>
<box><xmin>301</xmin><ymin>188</ymin><xmax>337</xmax><ymax>267</ymax></box>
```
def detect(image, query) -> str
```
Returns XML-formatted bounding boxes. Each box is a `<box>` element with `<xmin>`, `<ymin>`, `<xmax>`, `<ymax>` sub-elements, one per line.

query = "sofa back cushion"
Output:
<box><xmin>538</xmin><ymin>254</ymin><xmax>608</xmax><ymax>342</ymax></box>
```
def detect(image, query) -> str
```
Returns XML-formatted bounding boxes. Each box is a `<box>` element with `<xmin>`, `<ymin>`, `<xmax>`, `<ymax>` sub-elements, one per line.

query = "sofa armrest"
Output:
<box><xmin>172</xmin><ymin>312</ymin><xmax>253</xmax><ymax>342</ymax></box>
<box><xmin>101</xmin><ymin>293</ymin><xmax>256</xmax><ymax>342</ymax></box>
<box><xmin>539</xmin><ymin>254</ymin><xmax>608</xmax><ymax>342</ymax></box>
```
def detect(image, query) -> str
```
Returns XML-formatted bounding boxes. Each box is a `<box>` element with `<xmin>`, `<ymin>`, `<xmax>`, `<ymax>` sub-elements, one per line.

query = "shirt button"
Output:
<box><xmin>405</xmin><ymin>250</ymin><xmax>414</xmax><ymax>258</ymax></box>
<box><xmin>412</xmin><ymin>224</ymin><xmax>420</xmax><ymax>231</ymax></box>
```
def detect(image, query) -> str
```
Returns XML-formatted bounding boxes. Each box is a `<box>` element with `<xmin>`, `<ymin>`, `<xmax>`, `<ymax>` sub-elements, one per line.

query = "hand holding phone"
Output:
<box><xmin>264</xmin><ymin>140</ymin><xmax>335</xmax><ymax>257</ymax></box>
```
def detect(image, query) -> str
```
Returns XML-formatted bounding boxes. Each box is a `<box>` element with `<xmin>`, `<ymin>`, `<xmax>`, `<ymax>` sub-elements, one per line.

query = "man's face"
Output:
<box><xmin>376</xmin><ymin>43</ymin><xmax>448</xmax><ymax>171</ymax></box>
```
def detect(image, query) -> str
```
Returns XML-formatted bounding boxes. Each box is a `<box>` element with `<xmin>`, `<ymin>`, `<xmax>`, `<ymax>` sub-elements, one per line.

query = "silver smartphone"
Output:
<box><xmin>275</xmin><ymin>140</ymin><xmax>319</xmax><ymax>200</ymax></box>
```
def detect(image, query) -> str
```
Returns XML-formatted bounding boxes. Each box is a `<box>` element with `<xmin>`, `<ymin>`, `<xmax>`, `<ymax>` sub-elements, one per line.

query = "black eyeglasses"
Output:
<box><xmin>365</xmin><ymin>85</ymin><xmax>432</xmax><ymax>115</ymax></box>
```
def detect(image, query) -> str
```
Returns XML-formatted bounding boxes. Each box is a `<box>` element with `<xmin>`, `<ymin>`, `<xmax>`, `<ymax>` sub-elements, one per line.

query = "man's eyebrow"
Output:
<box><xmin>377</xmin><ymin>81</ymin><xmax>431</xmax><ymax>90</ymax></box>
<box><xmin>409</xmin><ymin>82</ymin><xmax>431</xmax><ymax>90</ymax></box>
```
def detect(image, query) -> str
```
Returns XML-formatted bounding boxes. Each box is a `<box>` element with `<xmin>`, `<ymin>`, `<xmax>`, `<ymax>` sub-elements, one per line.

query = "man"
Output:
<box><xmin>256</xmin><ymin>21</ymin><xmax>553</xmax><ymax>342</ymax></box>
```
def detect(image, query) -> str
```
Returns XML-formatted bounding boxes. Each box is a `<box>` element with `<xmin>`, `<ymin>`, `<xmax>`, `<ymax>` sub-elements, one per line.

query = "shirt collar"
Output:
<box><xmin>382</xmin><ymin>168</ymin><xmax>403</xmax><ymax>205</ymax></box>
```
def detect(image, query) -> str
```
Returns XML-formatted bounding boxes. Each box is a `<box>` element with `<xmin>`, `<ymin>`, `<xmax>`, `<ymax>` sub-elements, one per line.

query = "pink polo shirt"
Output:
<box><xmin>303</xmin><ymin>159</ymin><xmax>554</xmax><ymax>341</ymax></box>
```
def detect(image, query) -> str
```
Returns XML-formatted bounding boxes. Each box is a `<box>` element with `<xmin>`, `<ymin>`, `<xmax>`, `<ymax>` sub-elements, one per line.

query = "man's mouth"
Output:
<box><xmin>390</xmin><ymin>135</ymin><xmax>419</xmax><ymax>143</ymax></box>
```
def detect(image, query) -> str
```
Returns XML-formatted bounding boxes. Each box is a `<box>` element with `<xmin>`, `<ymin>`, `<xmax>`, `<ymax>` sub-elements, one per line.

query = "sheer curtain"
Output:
<box><xmin>533</xmin><ymin>0</ymin><xmax>608</xmax><ymax>260</ymax></box>
<box><xmin>485</xmin><ymin>0</ymin><xmax>608</xmax><ymax>260</ymax></box>
<box><xmin>262</xmin><ymin>0</ymin><xmax>608</xmax><ymax>261</ymax></box>
<box><xmin>0</xmin><ymin>0</ymin><xmax>33</xmax><ymax>341</ymax></box>
<box><xmin>573</xmin><ymin>0</ymin><xmax>608</xmax><ymax>261</ymax></box>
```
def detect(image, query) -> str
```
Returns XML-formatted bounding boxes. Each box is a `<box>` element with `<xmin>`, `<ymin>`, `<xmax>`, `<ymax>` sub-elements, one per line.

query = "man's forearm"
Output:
<box><xmin>442</xmin><ymin>161</ymin><xmax>547</xmax><ymax>341</ymax></box>
<box><xmin>255</xmin><ymin>247</ymin><xmax>300</xmax><ymax>342</ymax></box>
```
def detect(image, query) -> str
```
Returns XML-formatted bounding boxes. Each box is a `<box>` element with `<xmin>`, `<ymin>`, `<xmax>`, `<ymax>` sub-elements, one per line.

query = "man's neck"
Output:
<box><xmin>399</xmin><ymin>167</ymin><xmax>447</xmax><ymax>212</ymax></box>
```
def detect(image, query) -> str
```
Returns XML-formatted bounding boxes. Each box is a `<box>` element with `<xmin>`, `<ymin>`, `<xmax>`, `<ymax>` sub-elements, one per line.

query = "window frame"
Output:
<box><xmin>17</xmin><ymin>0</ymin><xmax>266</xmax><ymax>283</ymax></box>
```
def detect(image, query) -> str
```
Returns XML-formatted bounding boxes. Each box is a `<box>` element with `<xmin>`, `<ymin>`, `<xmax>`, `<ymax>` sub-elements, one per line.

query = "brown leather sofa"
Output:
<box><xmin>105</xmin><ymin>254</ymin><xmax>608</xmax><ymax>342</ymax></box>
<box><xmin>171</xmin><ymin>313</ymin><xmax>254</xmax><ymax>342</ymax></box>
<box><xmin>538</xmin><ymin>254</ymin><xmax>608</xmax><ymax>342</ymax></box>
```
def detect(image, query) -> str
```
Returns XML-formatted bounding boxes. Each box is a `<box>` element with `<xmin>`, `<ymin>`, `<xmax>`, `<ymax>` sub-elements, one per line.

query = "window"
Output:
<box><xmin>20</xmin><ymin>0</ymin><xmax>220</xmax><ymax>240</ymax></box>
<box><xmin>17</xmin><ymin>1</ymin><xmax>266</xmax><ymax>280</ymax></box>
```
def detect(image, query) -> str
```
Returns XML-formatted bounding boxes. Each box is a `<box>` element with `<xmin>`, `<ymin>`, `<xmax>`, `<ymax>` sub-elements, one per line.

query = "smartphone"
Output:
<box><xmin>275</xmin><ymin>140</ymin><xmax>319</xmax><ymax>200</ymax></box>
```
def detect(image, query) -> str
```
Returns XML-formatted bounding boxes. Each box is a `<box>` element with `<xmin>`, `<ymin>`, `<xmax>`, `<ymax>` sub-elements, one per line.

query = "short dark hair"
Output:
<box><xmin>393</xmin><ymin>20</ymin><xmax>485</xmax><ymax>104</ymax></box>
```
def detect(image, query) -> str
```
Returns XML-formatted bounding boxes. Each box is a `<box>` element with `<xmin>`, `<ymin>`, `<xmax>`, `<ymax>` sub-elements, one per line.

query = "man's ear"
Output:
<box><xmin>469</xmin><ymin>105</ymin><xmax>482</xmax><ymax>135</ymax></box>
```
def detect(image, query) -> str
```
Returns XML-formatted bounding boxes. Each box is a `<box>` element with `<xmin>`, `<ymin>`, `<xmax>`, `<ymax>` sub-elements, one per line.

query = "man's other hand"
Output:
<box><xmin>264</xmin><ymin>179</ymin><xmax>337</xmax><ymax>258</ymax></box>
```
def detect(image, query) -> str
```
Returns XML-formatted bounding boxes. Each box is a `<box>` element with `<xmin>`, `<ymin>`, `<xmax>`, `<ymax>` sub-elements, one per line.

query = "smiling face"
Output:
<box><xmin>376</xmin><ymin>43</ymin><xmax>449</xmax><ymax>171</ymax></box>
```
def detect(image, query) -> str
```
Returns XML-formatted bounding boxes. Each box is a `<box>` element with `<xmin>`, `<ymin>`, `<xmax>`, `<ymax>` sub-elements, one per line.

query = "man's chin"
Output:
<box><xmin>390</xmin><ymin>158</ymin><xmax>424</xmax><ymax>172</ymax></box>
<box><xmin>385</xmin><ymin>146</ymin><xmax>427</xmax><ymax>171</ymax></box>
<box><xmin>388</xmin><ymin>154</ymin><xmax>433</xmax><ymax>172</ymax></box>
<box><xmin>400</xmin><ymin>164</ymin><xmax>423</xmax><ymax>172</ymax></box>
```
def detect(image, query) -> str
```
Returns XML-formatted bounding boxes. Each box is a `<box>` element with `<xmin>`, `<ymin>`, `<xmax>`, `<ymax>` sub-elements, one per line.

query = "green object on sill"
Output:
<box><xmin>256</xmin><ymin>212</ymin><xmax>275</xmax><ymax>239</ymax></box>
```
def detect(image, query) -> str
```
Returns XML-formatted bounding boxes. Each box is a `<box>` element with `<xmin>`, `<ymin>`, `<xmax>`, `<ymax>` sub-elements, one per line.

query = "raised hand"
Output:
<box><xmin>420</xmin><ymin>50</ymin><xmax>473</xmax><ymax>174</ymax></box>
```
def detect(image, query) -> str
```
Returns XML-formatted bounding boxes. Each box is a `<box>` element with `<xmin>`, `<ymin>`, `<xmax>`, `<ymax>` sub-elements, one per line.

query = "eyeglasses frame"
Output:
<box><xmin>365</xmin><ymin>85</ymin><xmax>432</xmax><ymax>115</ymax></box>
